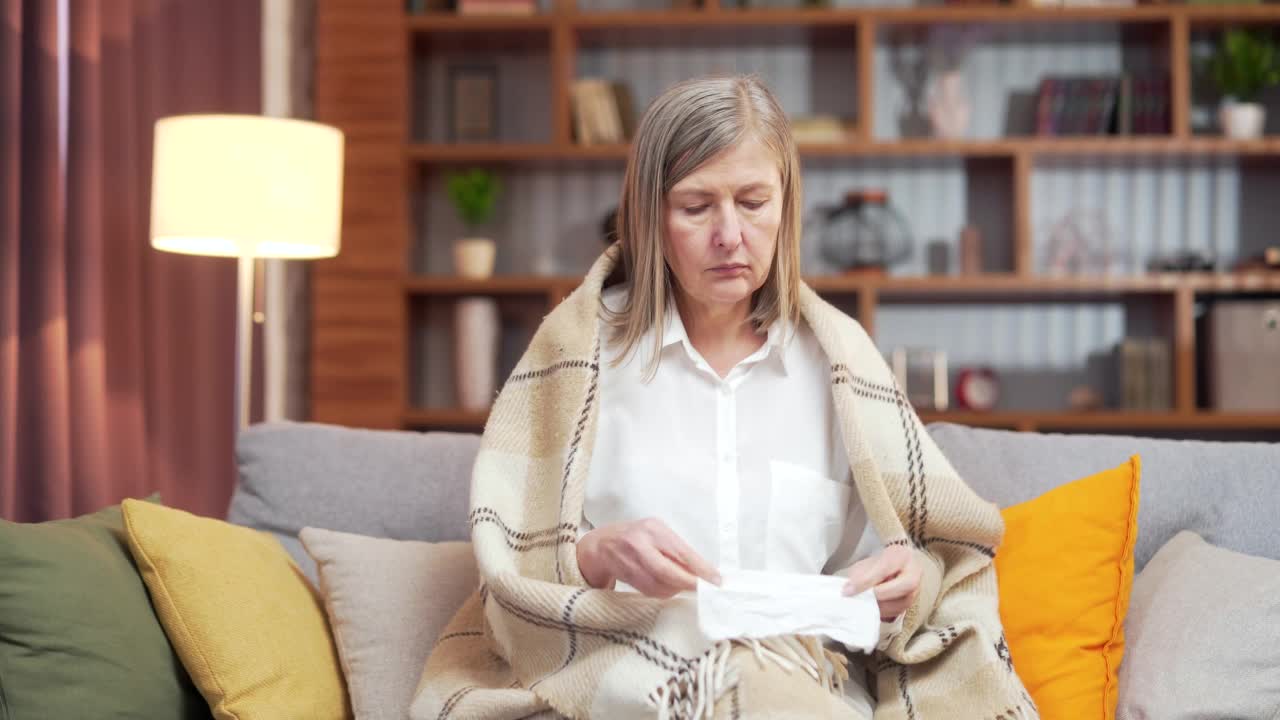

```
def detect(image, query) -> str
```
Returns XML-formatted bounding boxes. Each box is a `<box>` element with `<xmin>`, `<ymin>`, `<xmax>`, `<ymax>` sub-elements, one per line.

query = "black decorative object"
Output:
<box><xmin>820</xmin><ymin>189</ymin><xmax>913</xmax><ymax>274</ymax></box>
<box><xmin>1147</xmin><ymin>250</ymin><xmax>1217</xmax><ymax>273</ymax></box>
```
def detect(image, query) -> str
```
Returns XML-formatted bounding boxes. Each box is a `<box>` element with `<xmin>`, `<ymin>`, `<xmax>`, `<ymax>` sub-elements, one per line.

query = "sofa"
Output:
<box><xmin>225</xmin><ymin>420</ymin><xmax>1280</xmax><ymax>719</ymax></box>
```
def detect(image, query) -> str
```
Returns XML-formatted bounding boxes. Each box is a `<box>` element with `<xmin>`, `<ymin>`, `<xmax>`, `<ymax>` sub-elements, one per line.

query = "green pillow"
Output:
<box><xmin>0</xmin><ymin>497</ymin><xmax>210</xmax><ymax>719</ymax></box>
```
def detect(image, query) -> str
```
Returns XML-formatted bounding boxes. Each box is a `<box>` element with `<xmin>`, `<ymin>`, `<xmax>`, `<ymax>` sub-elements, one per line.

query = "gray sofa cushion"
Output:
<box><xmin>1117</xmin><ymin>531</ymin><xmax>1280</xmax><ymax>720</ymax></box>
<box><xmin>926</xmin><ymin>422</ymin><xmax>1280</xmax><ymax>571</ymax></box>
<box><xmin>229</xmin><ymin>421</ymin><xmax>480</xmax><ymax>579</ymax></box>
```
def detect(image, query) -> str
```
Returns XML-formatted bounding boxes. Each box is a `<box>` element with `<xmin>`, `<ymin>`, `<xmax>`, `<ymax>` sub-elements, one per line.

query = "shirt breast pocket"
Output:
<box><xmin>765</xmin><ymin>459</ymin><xmax>851</xmax><ymax>574</ymax></box>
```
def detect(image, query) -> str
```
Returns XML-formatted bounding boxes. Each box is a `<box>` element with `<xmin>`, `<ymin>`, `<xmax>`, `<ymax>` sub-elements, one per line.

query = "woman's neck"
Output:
<box><xmin>673</xmin><ymin>291</ymin><xmax>765</xmax><ymax>378</ymax></box>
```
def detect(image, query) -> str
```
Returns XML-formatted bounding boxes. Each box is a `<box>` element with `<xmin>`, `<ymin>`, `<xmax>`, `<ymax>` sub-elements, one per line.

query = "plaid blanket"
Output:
<box><xmin>412</xmin><ymin>244</ymin><xmax>1038</xmax><ymax>720</ymax></box>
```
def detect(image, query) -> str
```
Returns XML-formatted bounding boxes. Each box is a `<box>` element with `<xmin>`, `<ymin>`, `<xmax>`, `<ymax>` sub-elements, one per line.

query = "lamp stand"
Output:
<box><xmin>235</xmin><ymin>254</ymin><xmax>255</xmax><ymax>430</ymax></box>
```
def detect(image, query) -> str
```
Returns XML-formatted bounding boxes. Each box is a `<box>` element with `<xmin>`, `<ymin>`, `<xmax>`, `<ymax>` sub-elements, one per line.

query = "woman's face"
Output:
<box><xmin>663</xmin><ymin>135</ymin><xmax>782</xmax><ymax>313</ymax></box>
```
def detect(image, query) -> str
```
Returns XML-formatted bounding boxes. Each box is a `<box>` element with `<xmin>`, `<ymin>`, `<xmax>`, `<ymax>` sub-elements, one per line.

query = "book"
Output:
<box><xmin>790</xmin><ymin>115</ymin><xmax>848</xmax><ymax>143</ymax></box>
<box><xmin>1146</xmin><ymin>338</ymin><xmax>1172</xmax><ymax>411</ymax></box>
<box><xmin>1114</xmin><ymin>74</ymin><xmax>1132</xmax><ymax>135</ymax></box>
<box><xmin>570</xmin><ymin>79</ymin><xmax>634</xmax><ymax>145</ymax></box>
<box><xmin>570</xmin><ymin>80</ymin><xmax>599</xmax><ymax>145</ymax></box>
<box><xmin>597</xmin><ymin>82</ymin><xmax>623</xmax><ymax>143</ymax></box>
<box><xmin>1114</xmin><ymin>338</ymin><xmax>1146</xmax><ymax>410</ymax></box>
<box><xmin>612</xmin><ymin>82</ymin><xmax>636</xmax><ymax>141</ymax></box>
<box><xmin>1036</xmin><ymin>74</ymin><xmax>1145</xmax><ymax>137</ymax></box>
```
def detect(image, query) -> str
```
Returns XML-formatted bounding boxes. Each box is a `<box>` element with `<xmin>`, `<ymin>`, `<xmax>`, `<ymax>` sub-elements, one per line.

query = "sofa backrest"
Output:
<box><xmin>231</xmin><ymin>420</ymin><xmax>1279</xmax><ymax>579</ymax></box>
<box><xmin>928</xmin><ymin>422</ymin><xmax>1280</xmax><ymax>571</ymax></box>
<box><xmin>229</xmin><ymin>421</ymin><xmax>480</xmax><ymax>579</ymax></box>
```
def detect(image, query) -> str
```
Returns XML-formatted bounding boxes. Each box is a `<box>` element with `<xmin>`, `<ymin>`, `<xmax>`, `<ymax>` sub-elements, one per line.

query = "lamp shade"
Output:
<box><xmin>150</xmin><ymin>115</ymin><xmax>343</xmax><ymax>259</ymax></box>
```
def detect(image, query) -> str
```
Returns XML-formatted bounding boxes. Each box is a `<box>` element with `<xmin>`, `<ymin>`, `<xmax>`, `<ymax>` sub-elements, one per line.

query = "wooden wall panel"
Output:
<box><xmin>311</xmin><ymin>0</ymin><xmax>407</xmax><ymax>429</ymax></box>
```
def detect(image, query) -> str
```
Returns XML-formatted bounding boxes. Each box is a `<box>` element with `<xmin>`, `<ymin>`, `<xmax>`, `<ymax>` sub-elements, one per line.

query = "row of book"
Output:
<box><xmin>1036</xmin><ymin>74</ymin><xmax>1171</xmax><ymax>136</ymax></box>
<box><xmin>571</xmin><ymin>79</ymin><xmax>636</xmax><ymax>145</ymax></box>
<box><xmin>1114</xmin><ymin>337</ymin><xmax>1172</xmax><ymax>411</ymax></box>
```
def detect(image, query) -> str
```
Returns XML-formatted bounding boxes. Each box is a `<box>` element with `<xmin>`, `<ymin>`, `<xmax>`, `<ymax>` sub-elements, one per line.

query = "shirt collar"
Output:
<box><xmin>658</xmin><ymin>303</ymin><xmax>794</xmax><ymax>376</ymax></box>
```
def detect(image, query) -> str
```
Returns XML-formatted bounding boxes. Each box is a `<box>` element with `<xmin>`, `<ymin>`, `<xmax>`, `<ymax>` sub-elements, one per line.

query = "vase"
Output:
<box><xmin>454</xmin><ymin>237</ymin><xmax>496</xmax><ymax>279</ymax></box>
<box><xmin>1220</xmin><ymin>100</ymin><xmax>1266</xmax><ymax>140</ymax></box>
<box><xmin>454</xmin><ymin>297</ymin><xmax>499</xmax><ymax>411</ymax></box>
<box><xmin>928</xmin><ymin>69</ymin><xmax>971</xmax><ymax>140</ymax></box>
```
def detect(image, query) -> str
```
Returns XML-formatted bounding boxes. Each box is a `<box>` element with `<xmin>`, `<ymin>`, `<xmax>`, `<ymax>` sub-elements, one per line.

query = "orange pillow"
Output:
<box><xmin>995</xmin><ymin>455</ymin><xmax>1140</xmax><ymax>720</ymax></box>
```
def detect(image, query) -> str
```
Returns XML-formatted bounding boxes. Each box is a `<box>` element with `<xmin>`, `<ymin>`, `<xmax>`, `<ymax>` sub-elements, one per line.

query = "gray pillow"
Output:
<box><xmin>230</xmin><ymin>422</ymin><xmax>481</xmax><ymax>580</ymax></box>
<box><xmin>1118</xmin><ymin>531</ymin><xmax>1280</xmax><ymax>720</ymax></box>
<box><xmin>300</xmin><ymin>527</ymin><xmax>479</xmax><ymax>720</ymax></box>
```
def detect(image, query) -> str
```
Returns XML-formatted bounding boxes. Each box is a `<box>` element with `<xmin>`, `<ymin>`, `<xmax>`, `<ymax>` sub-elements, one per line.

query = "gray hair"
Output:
<box><xmin>605</xmin><ymin>74</ymin><xmax>803</xmax><ymax>378</ymax></box>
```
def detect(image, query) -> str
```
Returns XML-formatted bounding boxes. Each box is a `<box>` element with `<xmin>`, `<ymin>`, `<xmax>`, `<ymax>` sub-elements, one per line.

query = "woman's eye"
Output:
<box><xmin>741</xmin><ymin>200</ymin><xmax>766</xmax><ymax>210</ymax></box>
<box><xmin>684</xmin><ymin>205</ymin><xmax>709</xmax><ymax>215</ymax></box>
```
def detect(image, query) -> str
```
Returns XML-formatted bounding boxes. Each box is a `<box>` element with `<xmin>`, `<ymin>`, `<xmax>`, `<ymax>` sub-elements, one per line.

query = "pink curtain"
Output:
<box><xmin>0</xmin><ymin>0</ymin><xmax>262</xmax><ymax>521</ymax></box>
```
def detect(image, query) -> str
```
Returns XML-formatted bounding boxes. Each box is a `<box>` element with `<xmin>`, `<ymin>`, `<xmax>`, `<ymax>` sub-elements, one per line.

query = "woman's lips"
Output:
<box><xmin>709</xmin><ymin>264</ymin><xmax>748</xmax><ymax>276</ymax></box>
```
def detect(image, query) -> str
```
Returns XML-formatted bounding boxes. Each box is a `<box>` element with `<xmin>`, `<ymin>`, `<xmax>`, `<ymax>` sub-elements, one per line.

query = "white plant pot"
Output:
<box><xmin>454</xmin><ymin>237</ymin><xmax>496</xmax><ymax>279</ymax></box>
<box><xmin>454</xmin><ymin>297</ymin><xmax>500</xmax><ymax>411</ymax></box>
<box><xmin>1220</xmin><ymin>101</ymin><xmax>1266</xmax><ymax>140</ymax></box>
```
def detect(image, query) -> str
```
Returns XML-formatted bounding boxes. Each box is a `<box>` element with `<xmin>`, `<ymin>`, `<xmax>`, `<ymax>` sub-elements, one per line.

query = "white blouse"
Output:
<box><xmin>580</xmin><ymin>286</ymin><xmax>902</xmax><ymax>672</ymax></box>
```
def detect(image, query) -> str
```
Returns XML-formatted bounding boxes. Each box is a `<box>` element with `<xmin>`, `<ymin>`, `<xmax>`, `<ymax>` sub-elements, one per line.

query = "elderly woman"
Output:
<box><xmin>415</xmin><ymin>76</ymin><xmax>1035</xmax><ymax>720</ymax></box>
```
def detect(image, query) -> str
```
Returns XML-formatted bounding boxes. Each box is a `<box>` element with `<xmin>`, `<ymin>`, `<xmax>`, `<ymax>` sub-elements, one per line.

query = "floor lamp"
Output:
<box><xmin>150</xmin><ymin>115</ymin><xmax>344</xmax><ymax>431</ymax></box>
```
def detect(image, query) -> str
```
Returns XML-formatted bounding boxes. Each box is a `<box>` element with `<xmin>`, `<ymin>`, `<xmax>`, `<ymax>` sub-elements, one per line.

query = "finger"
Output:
<box><xmin>639</xmin><ymin>546</ymin><xmax>698</xmax><ymax>597</ymax></box>
<box><xmin>613</xmin><ymin>550</ymin><xmax>683</xmax><ymax>599</ymax></box>
<box><xmin>842</xmin><ymin>557</ymin><xmax>877</xmax><ymax>595</ymax></box>
<box><xmin>877</xmin><ymin>596</ymin><xmax>913</xmax><ymax>622</ymax></box>
<box><xmin>874</xmin><ymin>567</ymin><xmax>921</xmax><ymax>603</ymax></box>
<box><xmin>656</xmin><ymin>530</ymin><xmax>722</xmax><ymax>586</ymax></box>
<box><xmin>843</xmin><ymin>552</ymin><xmax>898</xmax><ymax>595</ymax></box>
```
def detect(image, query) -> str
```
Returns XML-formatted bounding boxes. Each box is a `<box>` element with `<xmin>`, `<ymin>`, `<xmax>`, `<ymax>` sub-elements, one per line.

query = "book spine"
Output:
<box><xmin>1147</xmin><ymin>338</ymin><xmax>1172</xmax><ymax>411</ymax></box>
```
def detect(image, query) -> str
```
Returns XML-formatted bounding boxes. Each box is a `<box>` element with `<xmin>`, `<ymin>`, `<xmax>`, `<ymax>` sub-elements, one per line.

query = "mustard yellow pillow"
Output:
<box><xmin>122</xmin><ymin>499</ymin><xmax>351</xmax><ymax>720</ymax></box>
<box><xmin>995</xmin><ymin>455</ymin><xmax>1140</xmax><ymax>720</ymax></box>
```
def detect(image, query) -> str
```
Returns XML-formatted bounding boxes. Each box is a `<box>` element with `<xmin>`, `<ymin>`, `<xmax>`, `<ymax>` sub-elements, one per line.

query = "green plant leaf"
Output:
<box><xmin>446</xmin><ymin>168</ymin><xmax>502</xmax><ymax>229</ymax></box>
<box><xmin>1210</xmin><ymin>28</ymin><xmax>1280</xmax><ymax>102</ymax></box>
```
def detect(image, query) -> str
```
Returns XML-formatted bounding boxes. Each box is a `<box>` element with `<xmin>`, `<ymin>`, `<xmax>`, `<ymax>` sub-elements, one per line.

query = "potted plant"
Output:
<box><xmin>1207</xmin><ymin>28</ymin><xmax>1280</xmax><ymax>140</ymax></box>
<box><xmin>445</xmin><ymin>169</ymin><xmax>503</xmax><ymax>410</ymax></box>
<box><xmin>447</xmin><ymin>168</ymin><xmax>502</xmax><ymax>278</ymax></box>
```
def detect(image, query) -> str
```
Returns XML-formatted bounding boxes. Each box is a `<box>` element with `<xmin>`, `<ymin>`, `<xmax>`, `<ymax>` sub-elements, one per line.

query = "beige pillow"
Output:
<box><xmin>300</xmin><ymin>527</ymin><xmax>478</xmax><ymax>720</ymax></box>
<box><xmin>1118</xmin><ymin>530</ymin><xmax>1280</xmax><ymax>720</ymax></box>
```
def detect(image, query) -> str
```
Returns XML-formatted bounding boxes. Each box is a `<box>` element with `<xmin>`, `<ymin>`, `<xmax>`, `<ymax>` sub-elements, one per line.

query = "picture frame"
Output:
<box><xmin>891</xmin><ymin>346</ymin><xmax>950</xmax><ymax>411</ymax></box>
<box><xmin>448</xmin><ymin>64</ymin><xmax>498</xmax><ymax>142</ymax></box>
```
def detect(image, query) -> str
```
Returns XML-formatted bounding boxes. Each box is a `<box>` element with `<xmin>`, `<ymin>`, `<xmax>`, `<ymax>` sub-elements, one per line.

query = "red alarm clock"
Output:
<box><xmin>955</xmin><ymin>367</ymin><xmax>999</xmax><ymax>411</ymax></box>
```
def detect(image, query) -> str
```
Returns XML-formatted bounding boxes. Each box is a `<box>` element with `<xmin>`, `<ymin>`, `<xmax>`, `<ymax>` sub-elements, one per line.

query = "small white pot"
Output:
<box><xmin>454</xmin><ymin>237</ymin><xmax>496</xmax><ymax>279</ymax></box>
<box><xmin>1220</xmin><ymin>100</ymin><xmax>1266</xmax><ymax>140</ymax></box>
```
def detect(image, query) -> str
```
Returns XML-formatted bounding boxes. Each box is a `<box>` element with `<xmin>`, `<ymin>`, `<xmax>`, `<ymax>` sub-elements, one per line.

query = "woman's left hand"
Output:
<box><xmin>841</xmin><ymin>545</ymin><xmax>922</xmax><ymax>622</ymax></box>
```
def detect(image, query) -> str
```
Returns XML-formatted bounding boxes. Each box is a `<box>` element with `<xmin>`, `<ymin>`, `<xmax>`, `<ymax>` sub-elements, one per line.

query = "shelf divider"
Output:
<box><xmin>857</xmin><ymin>18</ymin><xmax>875</xmax><ymax>144</ymax></box>
<box><xmin>1013</xmin><ymin>151</ymin><xmax>1033</xmax><ymax>277</ymax></box>
<box><xmin>1171</xmin><ymin>12</ymin><xmax>1191</xmax><ymax>139</ymax></box>
<box><xmin>1174</xmin><ymin>285</ymin><xmax>1196</xmax><ymax>413</ymax></box>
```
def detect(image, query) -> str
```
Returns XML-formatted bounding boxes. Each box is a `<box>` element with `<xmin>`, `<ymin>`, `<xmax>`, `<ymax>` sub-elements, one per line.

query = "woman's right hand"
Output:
<box><xmin>576</xmin><ymin>517</ymin><xmax>722</xmax><ymax>598</ymax></box>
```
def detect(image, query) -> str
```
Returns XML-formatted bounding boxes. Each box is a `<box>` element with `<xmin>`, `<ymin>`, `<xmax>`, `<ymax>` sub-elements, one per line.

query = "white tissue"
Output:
<box><xmin>695</xmin><ymin>569</ymin><xmax>881</xmax><ymax>653</ymax></box>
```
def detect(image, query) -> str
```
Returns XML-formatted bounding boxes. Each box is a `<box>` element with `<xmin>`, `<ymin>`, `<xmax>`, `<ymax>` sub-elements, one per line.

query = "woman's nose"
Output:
<box><xmin>712</xmin><ymin>201</ymin><xmax>743</xmax><ymax>250</ymax></box>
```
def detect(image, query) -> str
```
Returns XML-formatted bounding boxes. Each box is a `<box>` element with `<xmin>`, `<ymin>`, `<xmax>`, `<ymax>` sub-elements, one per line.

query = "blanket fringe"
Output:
<box><xmin>647</xmin><ymin>637</ymin><xmax>850</xmax><ymax>720</ymax></box>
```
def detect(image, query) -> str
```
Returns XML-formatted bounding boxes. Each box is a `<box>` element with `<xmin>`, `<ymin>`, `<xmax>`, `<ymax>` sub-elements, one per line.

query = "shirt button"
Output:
<box><xmin>720</xmin><ymin>384</ymin><xmax>731</xmax><ymax>396</ymax></box>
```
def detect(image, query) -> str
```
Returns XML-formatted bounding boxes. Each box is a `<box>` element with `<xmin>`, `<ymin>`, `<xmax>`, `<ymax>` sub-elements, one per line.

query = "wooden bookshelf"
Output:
<box><xmin>408</xmin><ymin>138</ymin><xmax>1280</xmax><ymax>163</ymax></box>
<box><xmin>405</xmin><ymin>5</ymin><xmax>1280</xmax><ymax>32</ymax></box>
<box><xmin>315</xmin><ymin>0</ymin><xmax>1280</xmax><ymax>436</ymax></box>
<box><xmin>403</xmin><ymin>407</ymin><xmax>491</xmax><ymax>430</ymax></box>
